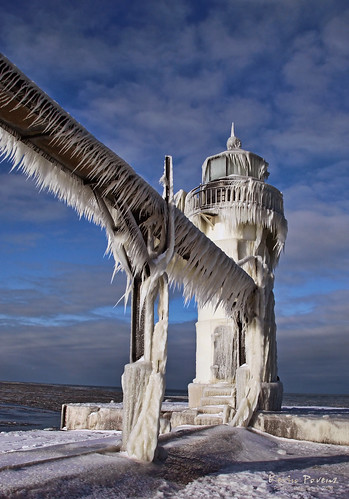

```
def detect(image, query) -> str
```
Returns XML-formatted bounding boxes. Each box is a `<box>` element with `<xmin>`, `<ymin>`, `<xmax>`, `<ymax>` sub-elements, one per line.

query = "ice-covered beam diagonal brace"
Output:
<box><xmin>0</xmin><ymin>53</ymin><xmax>256</xmax><ymax>316</ymax></box>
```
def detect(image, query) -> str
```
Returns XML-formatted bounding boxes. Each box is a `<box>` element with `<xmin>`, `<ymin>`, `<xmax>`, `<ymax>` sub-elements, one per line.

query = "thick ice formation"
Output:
<box><xmin>121</xmin><ymin>159</ymin><xmax>174</xmax><ymax>462</ymax></box>
<box><xmin>122</xmin><ymin>277</ymin><xmax>170</xmax><ymax>461</ymax></box>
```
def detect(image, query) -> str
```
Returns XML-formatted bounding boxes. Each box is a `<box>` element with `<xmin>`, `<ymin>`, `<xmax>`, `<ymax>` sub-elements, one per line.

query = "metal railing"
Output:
<box><xmin>185</xmin><ymin>178</ymin><xmax>284</xmax><ymax>218</ymax></box>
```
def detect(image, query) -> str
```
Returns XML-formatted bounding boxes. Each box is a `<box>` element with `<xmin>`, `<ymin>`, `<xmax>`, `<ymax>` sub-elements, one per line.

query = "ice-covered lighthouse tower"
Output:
<box><xmin>184</xmin><ymin>124</ymin><xmax>287</xmax><ymax>423</ymax></box>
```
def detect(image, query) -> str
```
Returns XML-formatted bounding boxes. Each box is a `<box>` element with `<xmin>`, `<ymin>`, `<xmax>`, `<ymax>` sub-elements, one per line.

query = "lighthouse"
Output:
<box><xmin>184</xmin><ymin>124</ymin><xmax>287</xmax><ymax>424</ymax></box>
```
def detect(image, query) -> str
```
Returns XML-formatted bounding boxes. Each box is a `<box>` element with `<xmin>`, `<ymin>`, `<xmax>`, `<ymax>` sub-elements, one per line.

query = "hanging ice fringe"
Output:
<box><xmin>0</xmin><ymin>53</ymin><xmax>256</xmax><ymax>319</ymax></box>
<box><xmin>185</xmin><ymin>177</ymin><xmax>287</xmax><ymax>267</ymax></box>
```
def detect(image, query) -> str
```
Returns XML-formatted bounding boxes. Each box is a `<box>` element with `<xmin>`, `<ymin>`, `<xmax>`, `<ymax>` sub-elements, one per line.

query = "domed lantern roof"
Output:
<box><xmin>202</xmin><ymin>123</ymin><xmax>270</xmax><ymax>184</ymax></box>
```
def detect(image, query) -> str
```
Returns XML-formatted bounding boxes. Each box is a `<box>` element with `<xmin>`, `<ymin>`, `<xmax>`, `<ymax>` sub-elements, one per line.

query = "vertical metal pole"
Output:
<box><xmin>164</xmin><ymin>156</ymin><xmax>171</xmax><ymax>203</ymax></box>
<box><xmin>130</xmin><ymin>275</ymin><xmax>144</xmax><ymax>363</ymax></box>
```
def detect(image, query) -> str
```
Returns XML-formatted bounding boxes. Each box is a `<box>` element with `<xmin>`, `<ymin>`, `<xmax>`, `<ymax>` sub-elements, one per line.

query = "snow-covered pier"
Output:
<box><xmin>1</xmin><ymin>425</ymin><xmax>348</xmax><ymax>497</ymax></box>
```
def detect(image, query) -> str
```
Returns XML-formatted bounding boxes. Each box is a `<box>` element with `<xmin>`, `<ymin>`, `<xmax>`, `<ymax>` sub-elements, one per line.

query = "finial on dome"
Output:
<box><xmin>227</xmin><ymin>122</ymin><xmax>242</xmax><ymax>150</ymax></box>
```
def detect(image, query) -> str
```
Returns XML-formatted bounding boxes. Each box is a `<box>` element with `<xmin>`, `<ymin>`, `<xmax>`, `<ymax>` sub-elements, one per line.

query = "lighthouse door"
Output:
<box><xmin>212</xmin><ymin>325</ymin><xmax>236</xmax><ymax>381</ymax></box>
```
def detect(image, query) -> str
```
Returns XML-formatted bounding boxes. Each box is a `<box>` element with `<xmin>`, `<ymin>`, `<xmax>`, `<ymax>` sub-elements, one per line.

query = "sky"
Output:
<box><xmin>0</xmin><ymin>0</ymin><xmax>348</xmax><ymax>394</ymax></box>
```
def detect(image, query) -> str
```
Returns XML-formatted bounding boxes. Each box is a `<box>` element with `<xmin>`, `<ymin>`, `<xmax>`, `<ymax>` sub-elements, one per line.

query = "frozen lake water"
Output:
<box><xmin>0</xmin><ymin>403</ymin><xmax>60</xmax><ymax>432</ymax></box>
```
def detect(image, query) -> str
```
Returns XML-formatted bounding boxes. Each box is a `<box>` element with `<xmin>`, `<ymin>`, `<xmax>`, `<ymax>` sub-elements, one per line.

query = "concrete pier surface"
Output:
<box><xmin>1</xmin><ymin>425</ymin><xmax>348</xmax><ymax>497</ymax></box>
<box><xmin>61</xmin><ymin>403</ymin><xmax>349</xmax><ymax>446</ymax></box>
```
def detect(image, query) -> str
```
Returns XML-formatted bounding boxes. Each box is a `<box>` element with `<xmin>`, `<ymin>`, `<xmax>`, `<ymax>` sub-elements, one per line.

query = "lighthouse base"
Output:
<box><xmin>188</xmin><ymin>380</ymin><xmax>283</xmax><ymax>421</ymax></box>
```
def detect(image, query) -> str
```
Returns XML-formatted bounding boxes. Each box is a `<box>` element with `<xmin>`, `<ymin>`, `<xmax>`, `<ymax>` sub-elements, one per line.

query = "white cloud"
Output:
<box><xmin>282</xmin><ymin>209</ymin><xmax>349</xmax><ymax>272</ymax></box>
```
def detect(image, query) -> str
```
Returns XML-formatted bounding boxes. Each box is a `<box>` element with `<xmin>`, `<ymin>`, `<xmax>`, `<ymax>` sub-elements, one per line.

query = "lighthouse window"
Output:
<box><xmin>208</xmin><ymin>156</ymin><xmax>227</xmax><ymax>180</ymax></box>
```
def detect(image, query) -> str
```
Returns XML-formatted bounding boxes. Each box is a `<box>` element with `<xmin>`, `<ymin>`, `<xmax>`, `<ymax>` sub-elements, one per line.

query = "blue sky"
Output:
<box><xmin>0</xmin><ymin>0</ymin><xmax>348</xmax><ymax>393</ymax></box>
